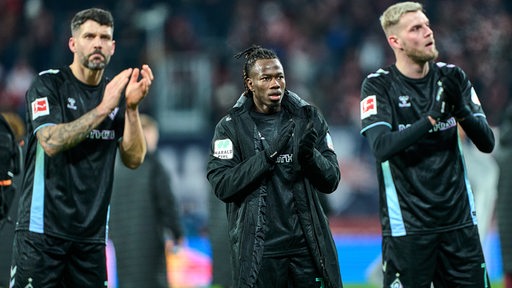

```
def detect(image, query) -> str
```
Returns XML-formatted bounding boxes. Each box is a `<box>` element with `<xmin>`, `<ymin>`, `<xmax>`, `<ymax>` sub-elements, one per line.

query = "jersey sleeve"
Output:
<box><xmin>25</xmin><ymin>69</ymin><xmax>63</xmax><ymax>133</ymax></box>
<box><xmin>360</xmin><ymin>69</ymin><xmax>393</xmax><ymax>136</ymax></box>
<box><xmin>206</xmin><ymin>116</ymin><xmax>271</xmax><ymax>203</ymax></box>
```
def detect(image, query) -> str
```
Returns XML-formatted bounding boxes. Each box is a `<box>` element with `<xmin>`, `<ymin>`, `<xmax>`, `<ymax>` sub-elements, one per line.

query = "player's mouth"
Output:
<box><xmin>268</xmin><ymin>91</ymin><xmax>282</xmax><ymax>101</ymax></box>
<box><xmin>90</xmin><ymin>51</ymin><xmax>105</xmax><ymax>60</ymax></box>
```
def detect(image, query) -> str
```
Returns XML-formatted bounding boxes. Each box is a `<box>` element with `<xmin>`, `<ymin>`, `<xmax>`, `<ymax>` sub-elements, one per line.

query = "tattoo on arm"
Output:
<box><xmin>38</xmin><ymin>108</ymin><xmax>105</xmax><ymax>156</ymax></box>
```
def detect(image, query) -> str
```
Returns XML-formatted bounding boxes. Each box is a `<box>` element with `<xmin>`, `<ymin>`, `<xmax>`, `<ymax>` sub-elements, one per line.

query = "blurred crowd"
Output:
<box><xmin>1</xmin><ymin>0</ymin><xmax>511</xmax><ymax>126</ymax></box>
<box><xmin>0</xmin><ymin>0</ymin><xmax>511</xmax><ymax>215</ymax></box>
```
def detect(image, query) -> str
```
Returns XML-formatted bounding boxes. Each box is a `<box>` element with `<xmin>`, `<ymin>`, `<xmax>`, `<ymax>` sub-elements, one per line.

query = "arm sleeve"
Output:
<box><xmin>206</xmin><ymin>119</ymin><xmax>272</xmax><ymax>203</ymax></box>
<box><xmin>26</xmin><ymin>73</ymin><xmax>62</xmax><ymax>132</ymax></box>
<box><xmin>459</xmin><ymin>114</ymin><xmax>495</xmax><ymax>153</ymax></box>
<box><xmin>364</xmin><ymin>117</ymin><xmax>433</xmax><ymax>162</ymax></box>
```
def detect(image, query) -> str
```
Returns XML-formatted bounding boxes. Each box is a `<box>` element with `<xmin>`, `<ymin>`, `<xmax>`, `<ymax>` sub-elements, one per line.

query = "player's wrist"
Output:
<box><xmin>427</xmin><ymin>115</ymin><xmax>437</xmax><ymax>126</ymax></box>
<box><xmin>452</xmin><ymin>105</ymin><xmax>471</xmax><ymax>121</ymax></box>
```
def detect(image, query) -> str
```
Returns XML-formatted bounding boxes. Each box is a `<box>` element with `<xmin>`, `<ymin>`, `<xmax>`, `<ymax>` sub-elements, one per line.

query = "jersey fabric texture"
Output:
<box><xmin>360</xmin><ymin>62</ymin><xmax>486</xmax><ymax>237</ymax></box>
<box><xmin>249</xmin><ymin>110</ymin><xmax>307</xmax><ymax>257</ymax></box>
<box><xmin>16</xmin><ymin>66</ymin><xmax>125</xmax><ymax>243</ymax></box>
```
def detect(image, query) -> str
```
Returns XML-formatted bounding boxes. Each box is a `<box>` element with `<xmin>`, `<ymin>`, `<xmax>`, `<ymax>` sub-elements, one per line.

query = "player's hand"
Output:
<box><xmin>100</xmin><ymin>68</ymin><xmax>132</xmax><ymax>114</ymax></box>
<box><xmin>428</xmin><ymin>79</ymin><xmax>450</xmax><ymax>122</ymax></box>
<box><xmin>298</xmin><ymin>121</ymin><xmax>318</xmax><ymax>165</ymax></box>
<box><xmin>442</xmin><ymin>76</ymin><xmax>470</xmax><ymax>119</ymax></box>
<box><xmin>125</xmin><ymin>64</ymin><xmax>154</xmax><ymax>110</ymax></box>
<box><xmin>265</xmin><ymin>119</ymin><xmax>295</xmax><ymax>163</ymax></box>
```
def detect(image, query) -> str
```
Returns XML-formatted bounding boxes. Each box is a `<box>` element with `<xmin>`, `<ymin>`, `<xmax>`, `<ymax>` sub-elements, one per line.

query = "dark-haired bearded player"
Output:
<box><xmin>10</xmin><ymin>8</ymin><xmax>153</xmax><ymax>287</ymax></box>
<box><xmin>360</xmin><ymin>2</ymin><xmax>494</xmax><ymax>287</ymax></box>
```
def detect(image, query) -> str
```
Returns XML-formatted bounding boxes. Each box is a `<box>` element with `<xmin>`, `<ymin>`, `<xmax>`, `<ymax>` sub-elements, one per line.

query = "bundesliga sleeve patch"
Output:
<box><xmin>31</xmin><ymin>97</ymin><xmax>50</xmax><ymax>120</ymax></box>
<box><xmin>360</xmin><ymin>95</ymin><xmax>377</xmax><ymax>119</ymax></box>
<box><xmin>213</xmin><ymin>138</ymin><xmax>234</xmax><ymax>159</ymax></box>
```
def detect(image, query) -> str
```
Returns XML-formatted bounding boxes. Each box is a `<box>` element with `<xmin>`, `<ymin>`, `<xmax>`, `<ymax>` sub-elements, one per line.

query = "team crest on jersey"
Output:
<box><xmin>361</xmin><ymin>95</ymin><xmax>377</xmax><ymax>119</ymax></box>
<box><xmin>213</xmin><ymin>138</ymin><xmax>233</xmax><ymax>159</ymax></box>
<box><xmin>398</xmin><ymin>95</ymin><xmax>411</xmax><ymax>108</ymax></box>
<box><xmin>390</xmin><ymin>273</ymin><xmax>403</xmax><ymax>288</ymax></box>
<box><xmin>31</xmin><ymin>97</ymin><xmax>50</xmax><ymax>120</ymax></box>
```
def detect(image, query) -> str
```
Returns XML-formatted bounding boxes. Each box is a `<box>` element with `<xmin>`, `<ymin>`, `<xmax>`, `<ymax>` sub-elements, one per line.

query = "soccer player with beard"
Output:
<box><xmin>10</xmin><ymin>8</ymin><xmax>153</xmax><ymax>287</ymax></box>
<box><xmin>360</xmin><ymin>2</ymin><xmax>494</xmax><ymax>287</ymax></box>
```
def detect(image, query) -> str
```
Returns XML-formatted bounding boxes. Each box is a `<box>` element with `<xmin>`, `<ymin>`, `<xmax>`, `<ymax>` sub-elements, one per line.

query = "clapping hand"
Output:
<box><xmin>125</xmin><ymin>64</ymin><xmax>154</xmax><ymax>110</ymax></box>
<box><xmin>442</xmin><ymin>76</ymin><xmax>470</xmax><ymax>120</ymax></box>
<box><xmin>265</xmin><ymin>119</ymin><xmax>295</xmax><ymax>163</ymax></box>
<box><xmin>298</xmin><ymin>121</ymin><xmax>318</xmax><ymax>165</ymax></box>
<box><xmin>429</xmin><ymin>79</ymin><xmax>450</xmax><ymax>122</ymax></box>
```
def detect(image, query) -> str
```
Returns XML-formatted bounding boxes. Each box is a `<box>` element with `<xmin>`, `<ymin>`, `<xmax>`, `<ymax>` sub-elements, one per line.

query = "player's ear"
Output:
<box><xmin>245</xmin><ymin>78</ymin><xmax>253</xmax><ymax>92</ymax></box>
<box><xmin>110</xmin><ymin>40</ymin><xmax>116</xmax><ymax>56</ymax></box>
<box><xmin>388</xmin><ymin>35</ymin><xmax>401</xmax><ymax>50</ymax></box>
<box><xmin>69</xmin><ymin>37</ymin><xmax>76</xmax><ymax>53</ymax></box>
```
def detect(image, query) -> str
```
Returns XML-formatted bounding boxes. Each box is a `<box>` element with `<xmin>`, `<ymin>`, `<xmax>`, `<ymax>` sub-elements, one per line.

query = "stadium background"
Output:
<box><xmin>0</xmin><ymin>0</ymin><xmax>510</xmax><ymax>286</ymax></box>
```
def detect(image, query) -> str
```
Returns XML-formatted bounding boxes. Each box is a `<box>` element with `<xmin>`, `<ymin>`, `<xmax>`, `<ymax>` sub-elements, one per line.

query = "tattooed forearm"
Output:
<box><xmin>37</xmin><ymin>108</ymin><xmax>107</xmax><ymax>156</ymax></box>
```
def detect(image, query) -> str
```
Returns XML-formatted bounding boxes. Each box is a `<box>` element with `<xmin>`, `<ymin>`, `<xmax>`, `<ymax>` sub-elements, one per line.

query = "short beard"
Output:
<box><xmin>85</xmin><ymin>61</ymin><xmax>106</xmax><ymax>70</ymax></box>
<box><xmin>409</xmin><ymin>48</ymin><xmax>439</xmax><ymax>63</ymax></box>
<box><xmin>81</xmin><ymin>51</ymin><xmax>108</xmax><ymax>71</ymax></box>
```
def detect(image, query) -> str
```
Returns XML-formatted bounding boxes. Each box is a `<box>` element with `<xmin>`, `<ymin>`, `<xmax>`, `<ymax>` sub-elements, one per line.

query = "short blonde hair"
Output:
<box><xmin>380</xmin><ymin>2</ymin><xmax>424</xmax><ymax>36</ymax></box>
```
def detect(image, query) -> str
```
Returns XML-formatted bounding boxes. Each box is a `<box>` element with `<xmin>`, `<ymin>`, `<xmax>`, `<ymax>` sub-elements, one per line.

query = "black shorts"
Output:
<box><xmin>10</xmin><ymin>230</ymin><xmax>107</xmax><ymax>288</ymax></box>
<box><xmin>382</xmin><ymin>225</ymin><xmax>490</xmax><ymax>288</ymax></box>
<box><xmin>256</xmin><ymin>252</ymin><xmax>323</xmax><ymax>288</ymax></box>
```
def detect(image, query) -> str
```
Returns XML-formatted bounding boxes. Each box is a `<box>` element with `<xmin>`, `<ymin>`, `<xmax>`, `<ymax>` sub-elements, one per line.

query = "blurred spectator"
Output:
<box><xmin>459</xmin><ymin>126</ymin><xmax>499</xmax><ymax>248</ymax></box>
<box><xmin>0</xmin><ymin>112</ymin><xmax>25</xmax><ymax>288</ymax></box>
<box><xmin>2</xmin><ymin>57</ymin><xmax>35</xmax><ymax>114</ymax></box>
<box><xmin>208</xmin><ymin>193</ymin><xmax>232</xmax><ymax>288</ymax></box>
<box><xmin>109</xmin><ymin>114</ymin><xmax>184</xmax><ymax>288</ymax></box>
<box><xmin>496</xmin><ymin>103</ymin><xmax>512</xmax><ymax>288</ymax></box>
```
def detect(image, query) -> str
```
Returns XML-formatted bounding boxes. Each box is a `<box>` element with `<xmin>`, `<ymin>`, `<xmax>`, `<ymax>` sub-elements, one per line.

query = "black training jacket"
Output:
<box><xmin>207</xmin><ymin>90</ymin><xmax>342</xmax><ymax>288</ymax></box>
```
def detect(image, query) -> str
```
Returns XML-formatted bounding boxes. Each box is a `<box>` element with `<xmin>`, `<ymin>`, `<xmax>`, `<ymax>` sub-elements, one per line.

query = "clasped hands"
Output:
<box><xmin>264</xmin><ymin>119</ymin><xmax>318</xmax><ymax>167</ymax></box>
<box><xmin>429</xmin><ymin>75</ymin><xmax>471</xmax><ymax>122</ymax></box>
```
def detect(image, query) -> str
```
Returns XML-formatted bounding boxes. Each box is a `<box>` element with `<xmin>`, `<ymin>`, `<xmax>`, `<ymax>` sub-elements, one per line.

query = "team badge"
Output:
<box><xmin>361</xmin><ymin>95</ymin><xmax>377</xmax><ymax>119</ymax></box>
<box><xmin>213</xmin><ymin>138</ymin><xmax>233</xmax><ymax>159</ymax></box>
<box><xmin>31</xmin><ymin>97</ymin><xmax>50</xmax><ymax>120</ymax></box>
<box><xmin>390</xmin><ymin>273</ymin><xmax>403</xmax><ymax>288</ymax></box>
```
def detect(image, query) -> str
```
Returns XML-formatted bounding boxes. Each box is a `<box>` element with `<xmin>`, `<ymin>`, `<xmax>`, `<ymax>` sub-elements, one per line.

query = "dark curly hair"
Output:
<box><xmin>234</xmin><ymin>45</ymin><xmax>279</xmax><ymax>95</ymax></box>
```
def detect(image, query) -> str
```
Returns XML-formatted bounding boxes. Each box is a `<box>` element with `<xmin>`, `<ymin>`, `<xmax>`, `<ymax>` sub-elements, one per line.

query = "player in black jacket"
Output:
<box><xmin>360</xmin><ymin>2</ymin><xmax>494</xmax><ymax>287</ymax></box>
<box><xmin>207</xmin><ymin>45</ymin><xmax>342</xmax><ymax>288</ymax></box>
<box><xmin>10</xmin><ymin>8</ymin><xmax>153</xmax><ymax>287</ymax></box>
